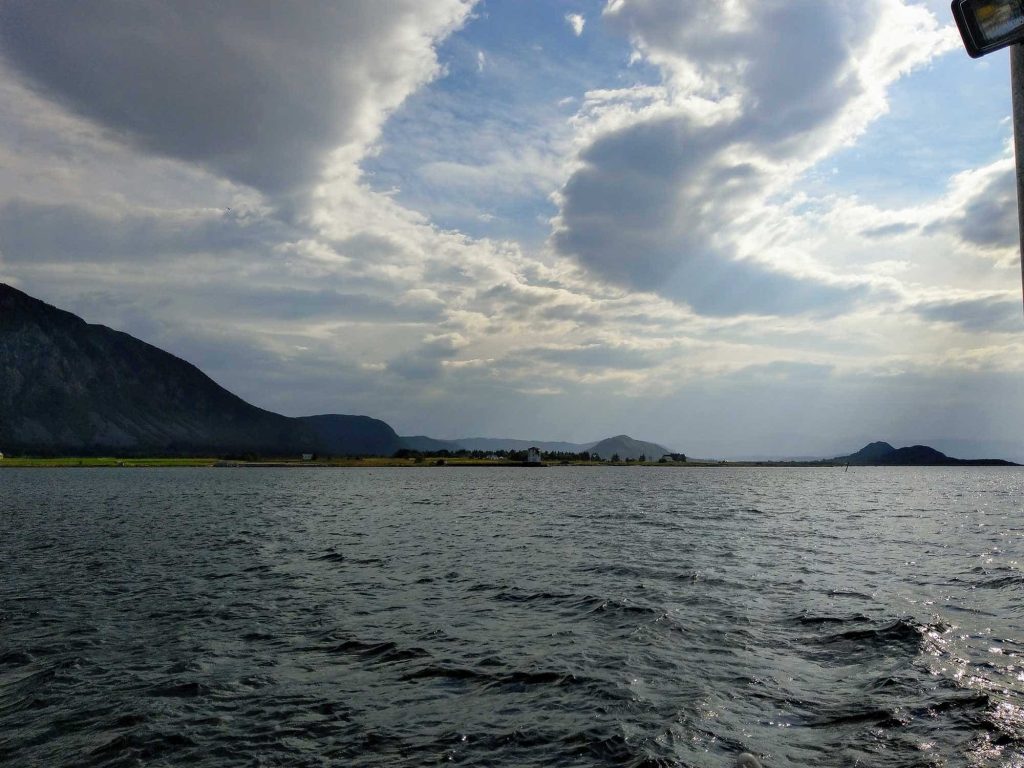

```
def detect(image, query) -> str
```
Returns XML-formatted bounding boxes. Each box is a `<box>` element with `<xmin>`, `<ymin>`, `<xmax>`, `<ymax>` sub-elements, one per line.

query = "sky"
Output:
<box><xmin>0</xmin><ymin>0</ymin><xmax>1023</xmax><ymax>459</ymax></box>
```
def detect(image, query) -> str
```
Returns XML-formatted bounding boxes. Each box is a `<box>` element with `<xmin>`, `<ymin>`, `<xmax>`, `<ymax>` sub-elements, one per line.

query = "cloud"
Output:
<box><xmin>860</xmin><ymin>222</ymin><xmax>918</xmax><ymax>239</ymax></box>
<box><xmin>941</xmin><ymin>164</ymin><xmax>1018</xmax><ymax>249</ymax></box>
<box><xmin>0</xmin><ymin>1</ymin><xmax>473</xmax><ymax>198</ymax></box>
<box><xmin>0</xmin><ymin>198</ymin><xmax>292</xmax><ymax>262</ymax></box>
<box><xmin>2</xmin><ymin>0</ymin><xmax>1021</xmax><ymax>456</ymax></box>
<box><xmin>192</xmin><ymin>285</ymin><xmax>447</xmax><ymax>324</ymax></box>
<box><xmin>551</xmin><ymin>0</ymin><xmax>952</xmax><ymax>316</ymax></box>
<box><xmin>913</xmin><ymin>294</ymin><xmax>1021</xmax><ymax>332</ymax></box>
<box><xmin>528</xmin><ymin>342</ymin><xmax>664</xmax><ymax>370</ymax></box>
<box><xmin>553</xmin><ymin>113</ymin><xmax>872</xmax><ymax>315</ymax></box>
<box><xmin>730</xmin><ymin>360</ymin><xmax>835</xmax><ymax>383</ymax></box>
<box><xmin>565</xmin><ymin>13</ymin><xmax>586</xmax><ymax>36</ymax></box>
<box><xmin>387</xmin><ymin>333</ymin><xmax>465</xmax><ymax>380</ymax></box>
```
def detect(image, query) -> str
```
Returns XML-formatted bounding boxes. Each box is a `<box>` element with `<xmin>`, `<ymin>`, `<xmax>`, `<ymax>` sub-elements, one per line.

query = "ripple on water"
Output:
<box><xmin>1</xmin><ymin>466</ymin><xmax>1023</xmax><ymax>767</ymax></box>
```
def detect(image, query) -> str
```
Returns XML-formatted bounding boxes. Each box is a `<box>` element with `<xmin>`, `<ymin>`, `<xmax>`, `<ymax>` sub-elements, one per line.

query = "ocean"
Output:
<box><xmin>1</xmin><ymin>466</ymin><xmax>1022</xmax><ymax>767</ymax></box>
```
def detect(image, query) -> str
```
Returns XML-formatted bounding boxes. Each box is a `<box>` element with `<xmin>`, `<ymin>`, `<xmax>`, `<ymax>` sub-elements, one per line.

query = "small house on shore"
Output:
<box><xmin>526</xmin><ymin>447</ymin><xmax>542</xmax><ymax>465</ymax></box>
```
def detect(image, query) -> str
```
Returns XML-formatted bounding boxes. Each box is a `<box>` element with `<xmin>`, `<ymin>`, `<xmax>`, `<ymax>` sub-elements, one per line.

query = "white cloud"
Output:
<box><xmin>779</xmin><ymin>149</ymin><xmax>1021</xmax><ymax>299</ymax></box>
<box><xmin>551</xmin><ymin>0</ymin><xmax>956</xmax><ymax>317</ymax></box>
<box><xmin>565</xmin><ymin>13</ymin><xmax>586</xmax><ymax>36</ymax></box>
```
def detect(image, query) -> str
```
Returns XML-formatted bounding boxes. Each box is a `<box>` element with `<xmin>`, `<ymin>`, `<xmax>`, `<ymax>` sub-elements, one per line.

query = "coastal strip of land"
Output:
<box><xmin>0</xmin><ymin>457</ymin><xmax>987</xmax><ymax>469</ymax></box>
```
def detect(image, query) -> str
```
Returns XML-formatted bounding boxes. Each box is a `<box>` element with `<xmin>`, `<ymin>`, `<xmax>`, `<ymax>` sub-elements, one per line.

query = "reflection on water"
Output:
<box><xmin>1</xmin><ymin>466</ymin><xmax>1022</xmax><ymax>767</ymax></box>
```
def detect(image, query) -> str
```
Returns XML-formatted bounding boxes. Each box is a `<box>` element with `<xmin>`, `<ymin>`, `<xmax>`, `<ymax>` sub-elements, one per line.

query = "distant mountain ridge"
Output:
<box><xmin>401</xmin><ymin>436</ymin><xmax>601</xmax><ymax>454</ymax></box>
<box><xmin>400</xmin><ymin>435</ymin><xmax>463</xmax><ymax>453</ymax></box>
<box><xmin>589</xmin><ymin>435</ymin><xmax>670</xmax><ymax>460</ymax></box>
<box><xmin>840</xmin><ymin>441</ymin><xmax>896</xmax><ymax>463</ymax></box>
<box><xmin>0</xmin><ymin>284</ymin><xmax>401</xmax><ymax>456</ymax></box>
<box><xmin>835</xmin><ymin>441</ymin><xmax>1016</xmax><ymax>466</ymax></box>
<box><xmin>399</xmin><ymin>434</ymin><xmax>674</xmax><ymax>460</ymax></box>
<box><xmin>451</xmin><ymin>437</ymin><xmax>596</xmax><ymax>454</ymax></box>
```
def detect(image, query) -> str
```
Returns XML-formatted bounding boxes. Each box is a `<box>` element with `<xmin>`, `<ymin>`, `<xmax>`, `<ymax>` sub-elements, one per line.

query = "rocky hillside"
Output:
<box><xmin>0</xmin><ymin>284</ymin><xmax>401</xmax><ymax>456</ymax></box>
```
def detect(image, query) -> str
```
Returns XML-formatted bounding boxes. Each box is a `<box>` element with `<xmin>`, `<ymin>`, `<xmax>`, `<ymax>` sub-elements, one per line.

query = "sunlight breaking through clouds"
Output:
<box><xmin>0</xmin><ymin>0</ymin><xmax>1020</xmax><ymax>454</ymax></box>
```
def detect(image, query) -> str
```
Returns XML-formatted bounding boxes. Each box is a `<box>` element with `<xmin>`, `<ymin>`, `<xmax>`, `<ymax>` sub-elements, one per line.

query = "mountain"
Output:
<box><xmin>879</xmin><ymin>445</ymin><xmax>1016</xmax><ymax>466</ymax></box>
<box><xmin>0</xmin><ymin>284</ymin><xmax>400</xmax><ymax>456</ymax></box>
<box><xmin>446</xmin><ymin>437</ymin><xmax>594</xmax><ymax>453</ymax></box>
<box><xmin>839</xmin><ymin>441</ymin><xmax>896</xmax><ymax>464</ymax></box>
<box><xmin>296</xmin><ymin>415</ymin><xmax>401</xmax><ymax>458</ymax></box>
<box><xmin>589</xmin><ymin>435</ymin><xmax>670</xmax><ymax>461</ymax></box>
<box><xmin>399</xmin><ymin>435</ymin><xmax>677</xmax><ymax>457</ymax></box>
<box><xmin>836</xmin><ymin>441</ymin><xmax>1016</xmax><ymax>466</ymax></box>
<box><xmin>921</xmin><ymin>438</ymin><xmax>1024</xmax><ymax>465</ymax></box>
<box><xmin>399</xmin><ymin>435</ymin><xmax>462</xmax><ymax>453</ymax></box>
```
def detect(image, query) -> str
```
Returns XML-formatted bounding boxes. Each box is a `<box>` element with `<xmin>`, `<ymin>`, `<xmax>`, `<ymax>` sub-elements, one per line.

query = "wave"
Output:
<box><xmin>976</xmin><ymin>575</ymin><xmax>1024</xmax><ymax>589</ymax></box>
<box><xmin>312</xmin><ymin>550</ymin><xmax>345</xmax><ymax>562</ymax></box>
<box><xmin>326</xmin><ymin>639</ymin><xmax>432</xmax><ymax>665</ymax></box>
<box><xmin>815</xmin><ymin>618</ymin><xmax>935</xmax><ymax>648</ymax></box>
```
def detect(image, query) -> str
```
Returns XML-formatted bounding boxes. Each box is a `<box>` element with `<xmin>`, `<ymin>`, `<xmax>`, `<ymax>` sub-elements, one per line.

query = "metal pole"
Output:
<box><xmin>1011</xmin><ymin>44</ymin><xmax>1024</xmax><ymax>312</ymax></box>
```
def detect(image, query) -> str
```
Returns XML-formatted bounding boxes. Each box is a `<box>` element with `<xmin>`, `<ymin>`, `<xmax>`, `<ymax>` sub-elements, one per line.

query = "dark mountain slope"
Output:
<box><xmin>839</xmin><ymin>441</ymin><xmax>895</xmax><ymax>464</ymax></box>
<box><xmin>400</xmin><ymin>435</ymin><xmax>463</xmax><ymax>453</ymax></box>
<box><xmin>0</xmin><ymin>284</ymin><xmax>397</xmax><ymax>456</ymax></box>
<box><xmin>835</xmin><ymin>441</ymin><xmax>1015</xmax><ymax>466</ymax></box>
<box><xmin>445</xmin><ymin>437</ymin><xmax>594</xmax><ymax>453</ymax></box>
<box><xmin>298</xmin><ymin>415</ymin><xmax>401</xmax><ymax>457</ymax></box>
<box><xmin>878</xmin><ymin>445</ymin><xmax>1016</xmax><ymax>466</ymax></box>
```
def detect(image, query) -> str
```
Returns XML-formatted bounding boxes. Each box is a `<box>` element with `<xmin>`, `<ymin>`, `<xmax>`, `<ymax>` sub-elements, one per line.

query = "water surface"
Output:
<box><xmin>2</xmin><ymin>467</ymin><xmax>1023</xmax><ymax>767</ymax></box>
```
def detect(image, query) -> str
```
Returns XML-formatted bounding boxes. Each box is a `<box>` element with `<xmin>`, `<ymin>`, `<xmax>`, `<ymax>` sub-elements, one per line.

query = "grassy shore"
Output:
<box><xmin>0</xmin><ymin>457</ymin><xmax>222</xmax><ymax>468</ymax></box>
<box><xmin>0</xmin><ymin>457</ymin><xmax>567</xmax><ymax>468</ymax></box>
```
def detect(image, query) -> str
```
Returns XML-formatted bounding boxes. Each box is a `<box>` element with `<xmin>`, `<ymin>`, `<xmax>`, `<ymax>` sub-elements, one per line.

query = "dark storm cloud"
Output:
<box><xmin>913</xmin><ymin>295</ymin><xmax>1020</xmax><ymax>332</ymax></box>
<box><xmin>553</xmin><ymin>1</ymin><xmax>895</xmax><ymax>317</ymax></box>
<box><xmin>0</xmin><ymin>1</ymin><xmax>468</xmax><ymax>197</ymax></box>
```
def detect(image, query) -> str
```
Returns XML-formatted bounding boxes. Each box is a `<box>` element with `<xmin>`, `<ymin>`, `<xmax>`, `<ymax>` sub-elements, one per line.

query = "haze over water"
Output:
<box><xmin>2</xmin><ymin>467</ymin><xmax>1023</xmax><ymax>767</ymax></box>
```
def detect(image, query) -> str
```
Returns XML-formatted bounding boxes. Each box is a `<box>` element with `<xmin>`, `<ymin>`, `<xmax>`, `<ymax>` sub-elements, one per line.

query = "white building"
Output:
<box><xmin>526</xmin><ymin>447</ymin><xmax>542</xmax><ymax>464</ymax></box>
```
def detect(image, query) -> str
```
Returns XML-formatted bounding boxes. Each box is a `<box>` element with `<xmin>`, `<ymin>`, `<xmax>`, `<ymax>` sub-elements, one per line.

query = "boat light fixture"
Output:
<box><xmin>953</xmin><ymin>0</ymin><xmax>1024</xmax><ymax>57</ymax></box>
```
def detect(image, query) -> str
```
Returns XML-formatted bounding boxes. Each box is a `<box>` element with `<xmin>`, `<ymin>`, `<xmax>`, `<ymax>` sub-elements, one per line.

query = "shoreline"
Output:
<box><xmin>1</xmin><ymin>457</ymin><xmax>1016</xmax><ymax>469</ymax></box>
